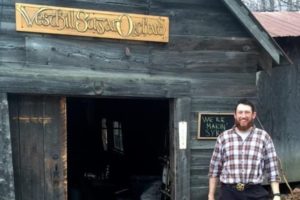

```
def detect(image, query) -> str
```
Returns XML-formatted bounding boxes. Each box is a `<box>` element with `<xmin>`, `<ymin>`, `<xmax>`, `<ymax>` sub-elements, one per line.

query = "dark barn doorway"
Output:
<box><xmin>67</xmin><ymin>97</ymin><xmax>170</xmax><ymax>200</ymax></box>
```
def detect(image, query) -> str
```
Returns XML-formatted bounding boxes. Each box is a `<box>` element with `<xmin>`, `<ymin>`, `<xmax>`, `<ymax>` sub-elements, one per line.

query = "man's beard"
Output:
<box><xmin>235</xmin><ymin>119</ymin><xmax>254</xmax><ymax>131</ymax></box>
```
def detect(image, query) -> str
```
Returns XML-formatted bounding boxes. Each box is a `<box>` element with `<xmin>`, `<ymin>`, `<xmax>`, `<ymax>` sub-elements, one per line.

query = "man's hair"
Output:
<box><xmin>235</xmin><ymin>98</ymin><xmax>256</xmax><ymax>112</ymax></box>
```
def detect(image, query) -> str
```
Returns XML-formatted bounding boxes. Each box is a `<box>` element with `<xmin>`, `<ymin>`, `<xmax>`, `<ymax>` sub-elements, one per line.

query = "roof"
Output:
<box><xmin>253</xmin><ymin>12</ymin><xmax>300</xmax><ymax>37</ymax></box>
<box><xmin>221</xmin><ymin>0</ymin><xmax>291</xmax><ymax>65</ymax></box>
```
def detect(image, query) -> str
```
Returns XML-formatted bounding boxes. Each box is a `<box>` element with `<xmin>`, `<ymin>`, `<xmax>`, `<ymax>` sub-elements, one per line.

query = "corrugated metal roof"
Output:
<box><xmin>253</xmin><ymin>12</ymin><xmax>300</xmax><ymax>37</ymax></box>
<box><xmin>223</xmin><ymin>0</ymin><xmax>292</xmax><ymax>65</ymax></box>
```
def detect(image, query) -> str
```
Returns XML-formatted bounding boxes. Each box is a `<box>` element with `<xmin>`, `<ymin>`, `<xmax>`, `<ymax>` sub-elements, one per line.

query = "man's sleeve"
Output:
<box><xmin>264</xmin><ymin>134</ymin><xmax>281</xmax><ymax>182</ymax></box>
<box><xmin>208</xmin><ymin>138</ymin><xmax>223</xmax><ymax>178</ymax></box>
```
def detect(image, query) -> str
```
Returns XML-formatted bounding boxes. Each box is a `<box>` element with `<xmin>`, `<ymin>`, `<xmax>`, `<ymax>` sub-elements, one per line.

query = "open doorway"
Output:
<box><xmin>67</xmin><ymin>97</ymin><xmax>170</xmax><ymax>200</ymax></box>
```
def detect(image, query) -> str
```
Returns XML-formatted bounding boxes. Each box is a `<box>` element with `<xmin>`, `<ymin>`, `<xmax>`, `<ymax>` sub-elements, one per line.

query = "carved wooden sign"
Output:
<box><xmin>15</xmin><ymin>3</ymin><xmax>169</xmax><ymax>43</ymax></box>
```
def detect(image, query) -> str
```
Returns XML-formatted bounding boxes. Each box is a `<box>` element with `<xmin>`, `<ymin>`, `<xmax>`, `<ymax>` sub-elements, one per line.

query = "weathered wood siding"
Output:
<box><xmin>257</xmin><ymin>38</ymin><xmax>300</xmax><ymax>184</ymax></box>
<box><xmin>0</xmin><ymin>0</ymin><xmax>261</xmax><ymax>199</ymax></box>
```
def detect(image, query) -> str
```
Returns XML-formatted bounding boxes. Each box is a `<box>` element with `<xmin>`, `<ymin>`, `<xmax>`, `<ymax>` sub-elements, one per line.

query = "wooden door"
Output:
<box><xmin>9</xmin><ymin>95</ymin><xmax>67</xmax><ymax>200</ymax></box>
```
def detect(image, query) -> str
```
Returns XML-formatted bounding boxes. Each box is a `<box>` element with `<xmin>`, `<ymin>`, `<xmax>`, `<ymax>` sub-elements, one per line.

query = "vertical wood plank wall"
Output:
<box><xmin>0</xmin><ymin>0</ymin><xmax>260</xmax><ymax>199</ymax></box>
<box><xmin>257</xmin><ymin>38</ymin><xmax>300</xmax><ymax>184</ymax></box>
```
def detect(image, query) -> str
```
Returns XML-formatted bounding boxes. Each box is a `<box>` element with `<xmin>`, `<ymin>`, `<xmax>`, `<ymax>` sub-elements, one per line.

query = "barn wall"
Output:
<box><xmin>0</xmin><ymin>0</ymin><xmax>260</xmax><ymax>199</ymax></box>
<box><xmin>256</xmin><ymin>37</ymin><xmax>300</xmax><ymax>183</ymax></box>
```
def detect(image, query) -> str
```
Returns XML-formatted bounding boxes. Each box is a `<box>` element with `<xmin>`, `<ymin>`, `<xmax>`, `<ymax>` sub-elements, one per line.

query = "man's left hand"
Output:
<box><xmin>273</xmin><ymin>196</ymin><xmax>281</xmax><ymax>200</ymax></box>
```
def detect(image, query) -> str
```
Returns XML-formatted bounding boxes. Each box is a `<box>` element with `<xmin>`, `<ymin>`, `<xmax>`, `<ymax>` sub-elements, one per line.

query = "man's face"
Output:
<box><xmin>234</xmin><ymin>104</ymin><xmax>256</xmax><ymax>131</ymax></box>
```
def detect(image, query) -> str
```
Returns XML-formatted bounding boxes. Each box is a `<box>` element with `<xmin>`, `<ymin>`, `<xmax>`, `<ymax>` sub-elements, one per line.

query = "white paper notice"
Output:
<box><xmin>179</xmin><ymin>121</ymin><xmax>187</xmax><ymax>149</ymax></box>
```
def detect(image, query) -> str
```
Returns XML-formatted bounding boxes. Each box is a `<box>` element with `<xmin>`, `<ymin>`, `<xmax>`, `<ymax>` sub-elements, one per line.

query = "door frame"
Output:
<box><xmin>2</xmin><ymin>80</ymin><xmax>191</xmax><ymax>200</ymax></box>
<box><xmin>0</xmin><ymin>93</ymin><xmax>16</xmax><ymax>200</ymax></box>
<box><xmin>169</xmin><ymin>97</ymin><xmax>191</xmax><ymax>200</ymax></box>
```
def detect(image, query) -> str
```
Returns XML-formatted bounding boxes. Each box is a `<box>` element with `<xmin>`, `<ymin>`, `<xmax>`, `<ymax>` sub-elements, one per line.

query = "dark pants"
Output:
<box><xmin>218</xmin><ymin>183</ymin><xmax>270</xmax><ymax>200</ymax></box>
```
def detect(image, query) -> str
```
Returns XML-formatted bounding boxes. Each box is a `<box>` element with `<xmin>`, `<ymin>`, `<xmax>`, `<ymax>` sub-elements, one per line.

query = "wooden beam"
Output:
<box><xmin>170</xmin><ymin>97</ymin><xmax>191</xmax><ymax>200</ymax></box>
<box><xmin>0</xmin><ymin>63</ymin><xmax>190</xmax><ymax>98</ymax></box>
<box><xmin>0</xmin><ymin>93</ymin><xmax>16</xmax><ymax>200</ymax></box>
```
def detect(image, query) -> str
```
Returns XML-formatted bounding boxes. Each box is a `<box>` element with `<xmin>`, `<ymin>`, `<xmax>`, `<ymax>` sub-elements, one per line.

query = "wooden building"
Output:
<box><xmin>254</xmin><ymin>12</ymin><xmax>300</xmax><ymax>185</ymax></box>
<box><xmin>0</xmin><ymin>1</ymin><xmax>289</xmax><ymax>200</ymax></box>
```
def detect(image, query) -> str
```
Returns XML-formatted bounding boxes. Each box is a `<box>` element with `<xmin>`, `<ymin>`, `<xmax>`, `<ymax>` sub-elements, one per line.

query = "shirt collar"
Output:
<box><xmin>230</xmin><ymin>125</ymin><xmax>256</xmax><ymax>135</ymax></box>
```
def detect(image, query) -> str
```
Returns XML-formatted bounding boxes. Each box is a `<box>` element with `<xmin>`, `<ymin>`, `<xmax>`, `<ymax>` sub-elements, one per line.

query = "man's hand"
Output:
<box><xmin>208</xmin><ymin>177</ymin><xmax>218</xmax><ymax>200</ymax></box>
<box><xmin>208</xmin><ymin>193</ymin><xmax>215</xmax><ymax>200</ymax></box>
<box><xmin>273</xmin><ymin>196</ymin><xmax>281</xmax><ymax>200</ymax></box>
<box><xmin>270</xmin><ymin>182</ymin><xmax>280</xmax><ymax>200</ymax></box>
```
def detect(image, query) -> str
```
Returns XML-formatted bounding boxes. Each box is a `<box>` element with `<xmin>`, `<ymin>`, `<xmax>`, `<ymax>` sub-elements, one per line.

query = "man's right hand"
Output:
<box><xmin>208</xmin><ymin>194</ymin><xmax>215</xmax><ymax>200</ymax></box>
<box><xmin>208</xmin><ymin>177</ymin><xmax>218</xmax><ymax>200</ymax></box>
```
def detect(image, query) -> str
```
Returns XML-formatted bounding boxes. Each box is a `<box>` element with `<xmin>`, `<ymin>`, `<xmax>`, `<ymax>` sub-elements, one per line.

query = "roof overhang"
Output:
<box><xmin>221</xmin><ymin>0</ymin><xmax>292</xmax><ymax>65</ymax></box>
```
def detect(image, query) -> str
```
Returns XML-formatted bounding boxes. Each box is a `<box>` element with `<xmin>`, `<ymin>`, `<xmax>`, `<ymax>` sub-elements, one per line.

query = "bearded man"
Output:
<box><xmin>208</xmin><ymin>98</ymin><xmax>281</xmax><ymax>200</ymax></box>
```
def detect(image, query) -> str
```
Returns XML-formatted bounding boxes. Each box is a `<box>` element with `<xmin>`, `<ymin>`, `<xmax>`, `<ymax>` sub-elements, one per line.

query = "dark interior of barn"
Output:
<box><xmin>67</xmin><ymin>97</ymin><xmax>170</xmax><ymax>200</ymax></box>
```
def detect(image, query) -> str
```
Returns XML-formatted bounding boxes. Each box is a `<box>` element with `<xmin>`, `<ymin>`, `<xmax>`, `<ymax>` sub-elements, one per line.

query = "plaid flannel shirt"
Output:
<box><xmin>208</xmin><ymin>126</ymin><xmax>280</xmax><ymax>184</ymax></box>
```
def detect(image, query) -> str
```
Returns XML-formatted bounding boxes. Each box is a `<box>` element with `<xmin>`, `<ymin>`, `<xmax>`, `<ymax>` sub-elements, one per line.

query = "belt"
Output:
<box><xmin>222</xmin><ymin>183</ymin><xmax>258</xmax><ymax>191</ymax></box>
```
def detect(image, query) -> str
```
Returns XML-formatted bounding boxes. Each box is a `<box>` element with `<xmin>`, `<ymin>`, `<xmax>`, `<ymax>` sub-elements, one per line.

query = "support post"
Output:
<box><xmin>0</xmin><ymin>93</ymin><xmax>16</xmax><ymax>200</ymax></box>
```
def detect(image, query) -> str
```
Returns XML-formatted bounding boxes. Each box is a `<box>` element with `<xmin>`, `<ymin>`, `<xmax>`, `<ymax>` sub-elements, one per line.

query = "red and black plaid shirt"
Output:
<box><xmin>208</xmin><ymin>126</ymin><xmax>280</xmax><ymax>184</ymax></box>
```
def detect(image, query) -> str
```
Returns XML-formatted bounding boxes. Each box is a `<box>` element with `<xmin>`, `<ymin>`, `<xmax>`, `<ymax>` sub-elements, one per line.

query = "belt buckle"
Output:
<box><xmin>235</xmin><ymin>183</ymin><xmax>245</xmax><ymax>191</ymax></box>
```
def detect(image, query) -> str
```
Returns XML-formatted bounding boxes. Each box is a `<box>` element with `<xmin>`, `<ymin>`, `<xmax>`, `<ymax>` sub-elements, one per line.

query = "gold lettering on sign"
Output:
<box><xmin>15</xmin><ymin>3</ymin><xmax>169</xmax><ymax>42</ymax></box>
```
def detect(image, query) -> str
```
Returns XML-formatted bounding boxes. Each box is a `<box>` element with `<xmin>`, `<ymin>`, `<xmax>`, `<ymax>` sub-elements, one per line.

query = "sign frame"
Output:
<box><xmin>197</xmin><ymin>112</ymin><xmax>234</xmax><ymax>140</ymax></box>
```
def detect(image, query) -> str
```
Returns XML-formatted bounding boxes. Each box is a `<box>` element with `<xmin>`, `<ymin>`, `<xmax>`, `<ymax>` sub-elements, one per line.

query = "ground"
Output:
<box><xmin>282</xmin><ymin>187</ymin><xmax>300</xmax><ymax>200</ymax></box>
